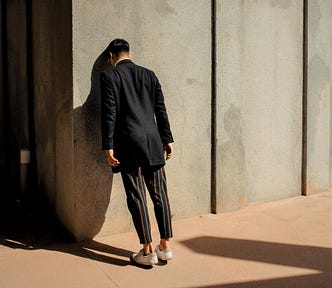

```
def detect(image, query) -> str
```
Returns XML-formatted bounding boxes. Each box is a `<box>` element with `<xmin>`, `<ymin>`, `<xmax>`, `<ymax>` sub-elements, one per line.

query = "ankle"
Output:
<box><xmin>159</xmin><ymin>239</ymin><xmax>170</xmax><ymax>251</ymax></box>
<box><xmin>143</xmin><ymin>244</ymin><xmax>153</xmax><ymax>255</ymax></box>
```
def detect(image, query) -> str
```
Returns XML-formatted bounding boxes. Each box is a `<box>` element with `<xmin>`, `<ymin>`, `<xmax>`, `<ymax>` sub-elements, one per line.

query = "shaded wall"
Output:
<box><xmin>216</xmin><ymin>0</ymin><xmax>303</xmax><ymax>211</ymax></box>
<box><xmin>1</xmin><ymin>0</ymin><xmax>29</xmax><ymax>201</ymax></box>
<box><xmin>32</xmin><ymin>0</ymin><xmax>75</xmax><ymax>235</ymax></box>
<box><xmin>307</xmin><ymin>0</ymin><xmax>332</xmax><ymax>194</ymax></box>
<box><xmin>0</xmin><ymin>0</ymin><xmax>5</xmax><ymax>194</ymax></box>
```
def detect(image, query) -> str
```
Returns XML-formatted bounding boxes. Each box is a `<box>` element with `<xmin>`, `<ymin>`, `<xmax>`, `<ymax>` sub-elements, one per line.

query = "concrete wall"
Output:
<box><xmin>307</xmin><ymin>0</ymin><xmax>332</xmax><ymax>194</ymax></box>
<box><xmin>32</xmin><ymin>0</ymin><xmax>75</xmax><ymax>235</ymax></box>
<box><xmin>216</xmin><ymin>0</ymin><xmax>303</xmax><ymax>212</ymax></box>
<box><xmin>31</xmin><ymin>0</ymin><xmax>332</xmax><ymax>240</ymax></box>
<box><xmin>72</xmin><ymin>0</ymin><xmax>211</xmax><ymax>239</ymax></box>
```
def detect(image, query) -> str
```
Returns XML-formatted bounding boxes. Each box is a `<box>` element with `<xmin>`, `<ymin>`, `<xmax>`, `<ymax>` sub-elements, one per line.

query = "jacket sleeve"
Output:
<box><xmin>100</xmin><ymin>71</ymin><xmax>116</xmax><ymax>150</ymax></box>
<box><xmin>153</xmin><ymin>74</ymin><xmax>174</xmax><ymax>144</ymax></box>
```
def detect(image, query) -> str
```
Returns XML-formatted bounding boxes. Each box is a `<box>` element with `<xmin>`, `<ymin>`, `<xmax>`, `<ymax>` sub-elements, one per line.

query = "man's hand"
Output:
<box><xmin>163</xmin><ymin>143</ymin><xmax>173</xmax><ymax>160</ymax></box>
<box><xmin>105</xmin><ymin>149</ymin><xmax>120</xmax><ymax>167</ymax></box>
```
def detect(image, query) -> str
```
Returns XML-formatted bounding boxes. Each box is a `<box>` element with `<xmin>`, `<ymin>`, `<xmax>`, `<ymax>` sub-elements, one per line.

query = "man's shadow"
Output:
<box><xmin>0</xmin><ymin>176</ymin><xmax>132</xmax><ymax>268</ymax></box>
<box><xmin>0</xmin><ymin>237</ymin><xmax>132</xmax><ymax>267</ymax></box>
<box><xmin>73</xmin><ymin>50</ymin><xmax>114</xmax><ymax>239</ymax></box>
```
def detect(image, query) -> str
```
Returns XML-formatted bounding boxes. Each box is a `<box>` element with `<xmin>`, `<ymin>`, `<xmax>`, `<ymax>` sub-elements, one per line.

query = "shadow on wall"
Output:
<box><xmin>219</xmin><ymin>104</ymin><xmax>247</xmax><ymax>211</ymax></box>
<box><xmin>73</xmin><ymin>51</ymin><xmax>114</xmax><ymax>240</ymax></box>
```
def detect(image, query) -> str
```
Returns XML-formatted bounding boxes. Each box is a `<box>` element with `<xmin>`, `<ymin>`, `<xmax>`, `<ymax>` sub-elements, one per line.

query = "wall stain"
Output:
<box><xmin>270</xmin><ymin>0</ymin><xmax>292</xmax><ymax>9</ymax></box>
<box><xmin>186</xmin><ymin>78</ymin><xmax>196</xmax><ymax>85</ymax></box>
<box><xmin>307</xmin><ymin>55</ymin><xmax>330</xmax><ymax>191</ymax></box>
<box><xmin>219</xmin><ymin>104</ymin><xmax>247</xmax><ymax>211</ymax></box>
<box><xmin>154</xmin><ymin>1</ymin><xmax>177</xmax><ymax>16</ymax></box>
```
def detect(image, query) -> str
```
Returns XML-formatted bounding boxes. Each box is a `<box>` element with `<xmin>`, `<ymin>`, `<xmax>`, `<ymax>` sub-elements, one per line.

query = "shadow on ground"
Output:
<box><xmin>181</xmin><ymin>236</ymin><xmax>332</xmax><ymax>288</ymax></box>
<box><xmin>0</xmin><ymin>198</ymin><xmax>132</xmax><ymax>267</ymax></box>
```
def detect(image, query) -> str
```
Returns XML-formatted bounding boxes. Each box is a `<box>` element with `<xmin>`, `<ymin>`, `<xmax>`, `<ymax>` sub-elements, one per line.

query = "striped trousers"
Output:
<box><xmin>121</xmin><ymin>166</ymin><xmax>173</xmax><ymax>244</ymax></box>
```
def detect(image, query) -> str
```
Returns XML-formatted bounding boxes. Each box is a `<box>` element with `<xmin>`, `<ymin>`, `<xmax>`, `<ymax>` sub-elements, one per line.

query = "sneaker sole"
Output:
<box><xmin>157</xmin><ymin>255</ymin><xmax>173</xmax><ymax>261</ymax></box>
<box><xmin>130</xmin><ymin>254</ymin><xmax>158</xmax><ymax>267</ymax></box>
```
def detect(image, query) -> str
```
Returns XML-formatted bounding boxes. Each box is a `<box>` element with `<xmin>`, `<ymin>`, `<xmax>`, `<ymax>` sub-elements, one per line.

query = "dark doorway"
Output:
<box><xmin>0</xmin><ymin>0</ymin><xmax>70</xmax><ymax>244</ymax></box>
<box><xmin>1</xmin><ymin>0</ymin><xmax>35</xmax><ymax>206</ymax></box>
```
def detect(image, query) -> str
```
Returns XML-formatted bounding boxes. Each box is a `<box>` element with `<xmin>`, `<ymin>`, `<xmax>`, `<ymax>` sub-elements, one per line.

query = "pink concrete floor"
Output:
<box><xmin>1</xmin><ymin>191</ymin><xmax>331</xmax><ymax>288</ymax></box>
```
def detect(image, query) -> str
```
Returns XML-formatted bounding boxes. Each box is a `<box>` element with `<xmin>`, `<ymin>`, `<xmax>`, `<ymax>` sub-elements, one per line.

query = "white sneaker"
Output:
<box><xmin>155</xmin><ymin>245</ymin><xmax>173</xmax><ymax>261</ymax></box>
<box><xmin>130</xmin><ymin>249</ymin><xmax>158</xmax><ymax>266</ymax></box>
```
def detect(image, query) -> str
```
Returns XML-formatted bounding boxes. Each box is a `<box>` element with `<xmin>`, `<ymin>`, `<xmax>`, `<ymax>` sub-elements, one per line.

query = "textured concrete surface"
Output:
<box><xmin>307</xmin><ymin>0</ymin><xmax>332</xmax><ymax>194</ymax></box>
<box><xmin>216</xmin><ymin>0</ymin><xmax>303</xmax><ymax>212</ymax></box>
<box><xmin>32</xmin><ymin>0</ymin><xmax>75</xmax><ymax>235</ymax></box>
<box><xmin>1</xmin><ymin>191</ymin><xmax>331</xmax><ymax>288</ymax></box>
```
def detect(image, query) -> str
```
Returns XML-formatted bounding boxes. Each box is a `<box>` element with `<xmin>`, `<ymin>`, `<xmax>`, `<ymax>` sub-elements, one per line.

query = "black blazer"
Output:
<box><xmin>100</xmin><ymin>59</ymin><xmax>174</xmax><ymax>172</ymax></box>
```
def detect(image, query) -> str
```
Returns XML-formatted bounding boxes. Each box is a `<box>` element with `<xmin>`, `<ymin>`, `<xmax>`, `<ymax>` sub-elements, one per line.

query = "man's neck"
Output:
<box><xmin>115</xmin><ymin>57</ymin><xmax>131</xmax><ymax>66</ymax></box>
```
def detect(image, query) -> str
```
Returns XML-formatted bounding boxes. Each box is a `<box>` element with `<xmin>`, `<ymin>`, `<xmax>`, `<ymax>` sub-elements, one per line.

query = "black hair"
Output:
<box><xmin>105</xmin><ymin>38</ymin><xmax>130</xmax><ymax>56</ymax></box>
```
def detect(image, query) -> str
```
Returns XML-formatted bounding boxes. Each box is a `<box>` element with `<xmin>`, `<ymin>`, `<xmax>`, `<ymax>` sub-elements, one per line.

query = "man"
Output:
<box><xmin>100</xmin><ymin>38</ymin><xmax>174</xmax><ymax>266</ymax></box>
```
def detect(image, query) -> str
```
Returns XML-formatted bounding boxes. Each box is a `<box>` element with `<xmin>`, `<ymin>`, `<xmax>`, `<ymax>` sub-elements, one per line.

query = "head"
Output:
<box><xmin>105</xmin><ymin>38</ymin><xmax>130</xmax><ymax>66</ymax></box>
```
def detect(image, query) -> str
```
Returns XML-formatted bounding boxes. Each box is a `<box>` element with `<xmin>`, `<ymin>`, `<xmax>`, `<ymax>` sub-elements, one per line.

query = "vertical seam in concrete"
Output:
<box><xmin>302</xmin><ymin>0</ymin><xmax>308</xmax><ymax>196</ymax></box>
<box><xmin>211</xmin><ymin>0</ymin><xmax>217</xmax><ymax>213</ymax></box>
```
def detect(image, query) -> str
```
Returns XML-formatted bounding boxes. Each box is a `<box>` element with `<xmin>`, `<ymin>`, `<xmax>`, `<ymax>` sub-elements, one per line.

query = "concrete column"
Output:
<box><xmin>307</xmin><ymin>0</ymin><xmax>332</xmax><ymax>194</ymax></box>
<box><xmin>32</xmin><ymin>0</ymin><xmax>75</xmax><ymax>235</ymax></box>
<box><xmin>215</xmin><ymin>0</ymin><xmax>303</xmax><ymax>211</ymax></box>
